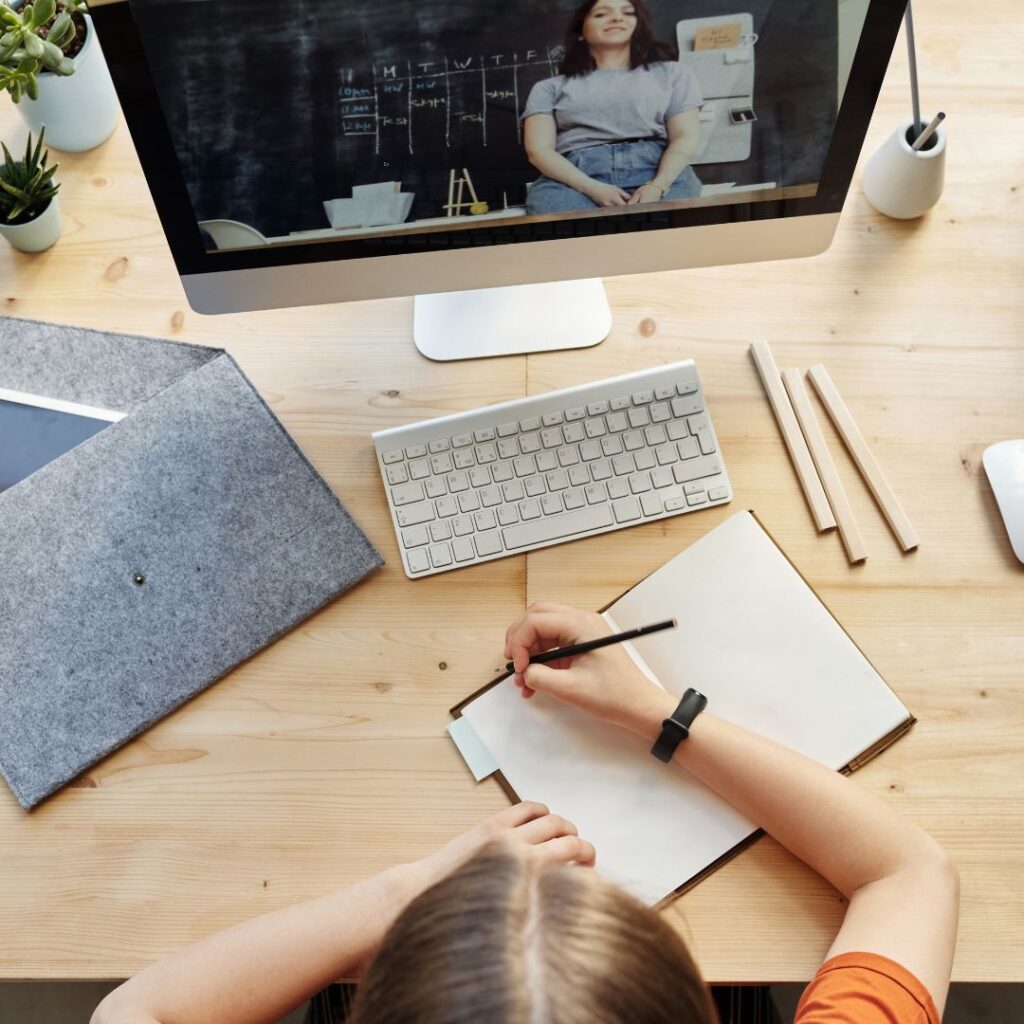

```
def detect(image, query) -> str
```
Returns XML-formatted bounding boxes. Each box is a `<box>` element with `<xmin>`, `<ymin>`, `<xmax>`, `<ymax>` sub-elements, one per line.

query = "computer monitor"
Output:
<box><xmin>90</xmin><ymin>0</ymin><xmax>904</xmax><ymax>360</ymax></box>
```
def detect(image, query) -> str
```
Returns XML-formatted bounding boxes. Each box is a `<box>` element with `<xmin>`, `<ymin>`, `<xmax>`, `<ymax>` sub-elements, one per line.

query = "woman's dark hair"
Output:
<box><xmin>559</xmin><ymin>0</ymin><xmax>677</xmax><ymax>78</ymax></box>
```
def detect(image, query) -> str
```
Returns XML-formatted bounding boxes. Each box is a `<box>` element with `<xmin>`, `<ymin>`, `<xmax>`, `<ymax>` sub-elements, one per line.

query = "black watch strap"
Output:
<box><xmin>650</xmin><ymin>688</ymin><xmax>707</xmax><ymax>763</ymax></box>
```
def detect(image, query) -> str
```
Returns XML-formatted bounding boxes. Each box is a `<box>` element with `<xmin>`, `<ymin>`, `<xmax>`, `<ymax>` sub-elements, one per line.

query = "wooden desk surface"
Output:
<box><xmin>1</xmin><ymin>1</ymin><xmax>1022</xmax><ymax>983</ymax></box>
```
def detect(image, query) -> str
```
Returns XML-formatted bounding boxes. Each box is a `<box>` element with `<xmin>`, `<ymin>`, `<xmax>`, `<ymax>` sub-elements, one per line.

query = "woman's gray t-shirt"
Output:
<box><xmin>522</xmin><ymin>62</ymin><xmax>702</xmax><ymax>155</ymax></box>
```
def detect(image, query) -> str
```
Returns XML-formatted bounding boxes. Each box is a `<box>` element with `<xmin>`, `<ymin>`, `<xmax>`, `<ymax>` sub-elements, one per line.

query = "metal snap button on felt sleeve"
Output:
<box><xmin>132</xmin><ymin>573</ymin><xmax>146</xmax><ymax>586</ymax></box>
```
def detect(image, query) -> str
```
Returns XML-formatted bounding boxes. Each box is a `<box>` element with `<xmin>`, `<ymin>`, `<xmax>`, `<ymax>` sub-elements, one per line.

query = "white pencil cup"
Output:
<box><xmin>862</xmin><ymin>116</ymin><xmax>946</xmax><ymax>219</ymax></box>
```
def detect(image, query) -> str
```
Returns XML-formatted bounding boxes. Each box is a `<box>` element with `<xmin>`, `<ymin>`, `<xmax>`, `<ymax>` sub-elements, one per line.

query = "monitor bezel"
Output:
<box><xmin>91</xmin><ymin>0</ymin><xmax>906</xmax><ymax>282</ymax></box>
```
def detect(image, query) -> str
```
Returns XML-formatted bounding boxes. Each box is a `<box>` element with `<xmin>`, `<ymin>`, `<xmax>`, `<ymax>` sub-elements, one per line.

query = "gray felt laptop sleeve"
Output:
<box><xmin>0</xmin><ymin>317</ymin><xmax>383</xmax><ymax>809</ymax></box>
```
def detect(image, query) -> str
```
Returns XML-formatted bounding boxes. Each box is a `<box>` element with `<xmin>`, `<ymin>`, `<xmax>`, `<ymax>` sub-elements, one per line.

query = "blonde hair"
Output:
<box><xmin>350</xmin><ymin>843</ymin><xmax>717</xmax><ymax>1024</ymax></box>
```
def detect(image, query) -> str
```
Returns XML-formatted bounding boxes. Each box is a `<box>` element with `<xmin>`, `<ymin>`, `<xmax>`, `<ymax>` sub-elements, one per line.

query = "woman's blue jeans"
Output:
<box><xmin>526</xmin><ymin>140</ymin><xmax>702</xmax><ymax>214</ymax></box>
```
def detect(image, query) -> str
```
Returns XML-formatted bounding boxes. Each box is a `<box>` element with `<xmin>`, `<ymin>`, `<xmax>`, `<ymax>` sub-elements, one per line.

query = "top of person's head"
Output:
<box><xmin>559</xmin><ymin>0</ymin><xmax>678</xmax><ymax>79</ymax></box>
<box><xmin>349</xmin><ymin>842</ymin><xmax>716</xmax><ymax>1024</ymax></box>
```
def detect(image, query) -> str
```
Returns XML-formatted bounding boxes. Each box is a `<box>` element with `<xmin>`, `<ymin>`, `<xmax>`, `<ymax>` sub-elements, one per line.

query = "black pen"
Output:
<box><xmin>505</xmin><ymin>618</ymin><xmax>677</xmax><ymax>673</ymax></box>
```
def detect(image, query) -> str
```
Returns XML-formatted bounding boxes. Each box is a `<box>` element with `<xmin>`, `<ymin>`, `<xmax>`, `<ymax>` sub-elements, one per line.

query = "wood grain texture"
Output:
<box><xmin>782</xmin><ymin>367</ymin><xmax>868</xmax><ymax>563</ymax></box>
<box><xmin>1</xmin><ymin>0</ymin><xmax>1023</xmax><ymax>985</ymax></box>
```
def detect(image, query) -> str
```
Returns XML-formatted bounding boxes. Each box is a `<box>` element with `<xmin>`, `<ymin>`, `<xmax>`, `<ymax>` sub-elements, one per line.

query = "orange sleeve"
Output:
<box><xmin>794</xmin><ymin>952</ymin><xmax>941</xmax><ymax>1024</ymax></box>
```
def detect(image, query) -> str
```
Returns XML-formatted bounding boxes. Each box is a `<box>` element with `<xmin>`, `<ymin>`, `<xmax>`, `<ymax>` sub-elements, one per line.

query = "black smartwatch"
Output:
<box><xmin>650</xmin><ymin>688</ymin><xmax>707</xmax><ymax>762</ymax></box>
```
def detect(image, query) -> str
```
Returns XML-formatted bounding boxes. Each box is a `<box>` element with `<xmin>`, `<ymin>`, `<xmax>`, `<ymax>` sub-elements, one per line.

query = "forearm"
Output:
<box><xmin>526</xmin><ymin>147</ymin><xmax>597</xmax><ymax>195</ymax></box>
<box><xmin>648</xmin><ymin>137</ymin><xmax>697</xmax><ymax>192</ymax></box>
<box><xmin>93</xmin><ymin>862</ymin><xmax>428</xmax><ymax>1024</ymax></box>
<box><xmin>640</xmin><ymin>697</ymin><xmax>944</xmax><ymax>898</ymax></box>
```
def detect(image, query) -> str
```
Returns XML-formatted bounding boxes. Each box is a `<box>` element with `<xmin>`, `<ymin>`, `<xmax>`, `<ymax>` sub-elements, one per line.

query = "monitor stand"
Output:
<box><xmin>413</xmin><ymin>279</ymin><xmax>611</xmax><ymax>361</ymax></box>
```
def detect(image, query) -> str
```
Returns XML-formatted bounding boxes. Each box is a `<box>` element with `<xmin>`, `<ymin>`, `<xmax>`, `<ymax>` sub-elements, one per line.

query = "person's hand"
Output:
<box><xmin>503</xmin><ymin>602</ymin><xmax>675</xmax><ymax>740</ymax></box>
<box><xmin>585</xmin><ymin>181</ymin><xmax>630</xmax><ymax>206</ymax></box>
<box><xmin>627</xmin><ymin>182</ymin><xmax>666</xmax><ymax>205</ymax></box>
<box><xmin>410</xmin><ymin>802</ymin><xmax>596</xmax><ymax>894</ymax></box>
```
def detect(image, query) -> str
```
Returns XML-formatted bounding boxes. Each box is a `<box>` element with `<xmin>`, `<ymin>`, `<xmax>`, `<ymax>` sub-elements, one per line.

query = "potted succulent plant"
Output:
<box><xmin>0</xmin><ymin>126</ymin><xmax>61</xmax><ymax>251</ymax></box>
<box><xmin>1</xmin><ymin>0</ymin><xmax>118</xmax><ymax>152</ymax></box>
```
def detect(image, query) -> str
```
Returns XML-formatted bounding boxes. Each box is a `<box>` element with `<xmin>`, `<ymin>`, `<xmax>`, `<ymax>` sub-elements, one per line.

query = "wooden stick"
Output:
<box><xmin>455</xmin><ymin>175</ymin><xmax>465</xmax><ymax>213</ymax></box>
<box><xmin>807</xmin><ymin>364</ymin><xmax>920</xmax><ymax>552</ymax></box>
<box><xmin>750</xmin><ymin>341</ymin><xmax>835</xmax><ymax>531</ymax></box>
<box><xmin>782</xmin><ymin>368</ymin><xmax>868</xmax><ymax>564</ymax></box>
<box><xmin>462</xmin><ymin>168</ymin><xmax>479</xmax><ymax>203</ymax></box>
<box><xmin>445</xmin><ymin>169</ymin><xmax>455</xmax><ymax>216</ymax></box>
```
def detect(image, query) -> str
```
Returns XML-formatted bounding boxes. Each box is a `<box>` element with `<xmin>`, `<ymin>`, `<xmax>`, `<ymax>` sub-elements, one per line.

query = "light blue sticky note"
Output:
<box><xmin>448</xmin><ymin>716</ymin><xmax>499</xmax><ymax>781</ymax></box>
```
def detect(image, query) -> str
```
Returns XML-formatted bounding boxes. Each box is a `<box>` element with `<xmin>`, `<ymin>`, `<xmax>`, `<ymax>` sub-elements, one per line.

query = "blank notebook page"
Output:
<box><xmin>461</xmin><ymin>511</ymin><xmax>909</xmax><ymax>904</ymax></box>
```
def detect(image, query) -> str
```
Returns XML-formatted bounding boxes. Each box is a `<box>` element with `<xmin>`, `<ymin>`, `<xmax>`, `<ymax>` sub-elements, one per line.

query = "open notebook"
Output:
<box><xmin>450</xmin><ymin>512</ymin><xmax>913</xmax><ymax>905</ymax></box>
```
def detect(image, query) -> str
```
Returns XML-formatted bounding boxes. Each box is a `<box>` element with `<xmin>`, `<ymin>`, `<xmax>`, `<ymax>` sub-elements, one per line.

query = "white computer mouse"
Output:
<box><xmin>983</xmin><ymin>439</ymin><xmax>1024</xmax><ymax>564</ymax></box>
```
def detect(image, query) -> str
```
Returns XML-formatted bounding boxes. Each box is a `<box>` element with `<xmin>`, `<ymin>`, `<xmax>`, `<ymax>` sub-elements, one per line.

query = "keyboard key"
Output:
<box><xmin>491</xmin><ymin>463</ymin><xmax>513</xmax><ymax>483</ymax></box>
<box><xmin>601</xmin><ymin>434</ymin><xmax>624</xmax><ymax>457</ymax></box>
<box><xmin>629</xmin><ymin>472</ymin><xmax>652</xmax><ymax>494</ymax></box>
<box><xmin>613</xmin><ymin>454</ymin><xmax>635</xmax><ymax>476</ymax></box>
<box><xmin>613</xmin><ymin>496</ymin><xmax>641</xmax><ymax>522</ymax></box>
<box><xmin>569</xmin><ymin>465</ymin><xmax>590</xmax><ymax>486</ymax></box>
<box><xmin>654</xmin><ymin>385</ymin><xmax>675</xmax><ymax>400</ymax></box>
<box><xmin>627</xmin><ymin>407</ymin><xmax>650</xmax><ymax>429</ymax></box>
<box><xmin>634</xmin><ymin>450</ymin><xmax>656</xmax><ymax>471</ymax></box>
<box><xmin>458</xmin><ymin>491</ymin><xmax>481</xmax><ymax>512</ymax></box>
<box><xmin>585</xmin><ymin>482</ymin><xmax>607</xmax><ymax>504</ymax></box>
<box><xmin>667</xmin><ymin>419</ymin><xmax>689</xmax><ymax>441</ymax></box>
<box><xmin>542</xmin><ymin>412</ymin><xmax>564</xmax><ymax>427</ymax></box>
<box><xmin>475</xmin><ymin>531</ymin><xmax>503</xmax><ymax>557</ymax></box>
<box><xmin>519</xmin><ymin>432</ymin><xmax>541</xmax><ymax>454</ymax></box>
<box><xmin>655</xmin><ymin>444</ymin><xmax>678</xmax><ymax>466</ymax></box>
<box><xmin>436</xmin><ymin>495</ymin><xmax>458</xmax><ymax>518</ymax></box>
<box><xmin>407</xmin><ymin>548</ymin><xmax>430</xmax><ymax>573</ymax></box>
<box><xmin>386</xmin><ymin>464</ymin><xmax>409</xmax><ymax>485</ymax></box>
<box><xmin>535</xmin><ymin>451</ymin><xmax>557</xmax><ymax>473</ymax></box>
<box><xmin>474</xmin><ymin>427</ymin><xmax>496</xmax><ymax>443</ymax></box>
<box><xmin>641</xmin><ymin>493</ymin><xmax>663</xmax><ymax>516</ymax></box>
<box><xmin>382</xmin><ymin>449</ymin><xmax>404</xmax><ymax>465</ymax></box>
<box><xmin>557</xmin><ymin>446</ymin><xmax>580</xmax><ymax>467</ymax></box>
<box><xmin>430</xmin><ymin>543</ymin><xmax>453</xmax><ymax>568</ymax></box>
<box><xmin>584</xmin><ymin>418</ymin><xmax>607</xmax><ymax>438</ymax></box>
<box><xmin>687</xmin><ymin>413</ymin><xmax>710</xmax><ymax>433</ymax></box>
<box><xmin>565</xmin><ymin>406</ymin><xmax>586</xmax><ymax>421</ymax></box>
<box><xmin>453</xmin><ymin>536</ymin><xmax>476</xmax><ymax>562</ymax></box>
<box><xmin>678</xmin><ymin>437</ymin><xmax>700</xmax><ymax>460</ymax></box>
<box><xmin>676</xmin><ymin>380</ymin><xmax>699</xmax><ymax>396</ymax></box>
<box><xmin>519</xmin><ymin>498</ymin><xmax>542</xmax><ymax>520</ymax></box>
<box><xmin>525</xmin><ymin>476</ymin><xmax>546</xmax><ymax>496</ymax></box>
<box><xmin>672</xmin><ymin>396</ymin><xmax>703</xmax><ymax>417</ymax></box>
<box><xmin>497</xmin><ymin>438</ymin><xmax>519</xmax><ymax>459</ymax></box>
<box><xmin>664</xmin><ymin>497</ymin><xmax>688</xmax><ymax>512</ymax></box>
<box><xmin>650</xmin><ymin>403</ymin><xmax>671</xmax><ymax>423</ymax></box>
<box><xmin>470</xmin><ymin>467</ymin><xmax>490</xmax><ymax>488</ymax></box>
<box><xmin>563</xmin><ymin>422</ymin><xmax>586</xmax><ymax>444</ymax></box>
<box><xmin>606</xmin><ymin>412</ymin><xmax>629</xmax><ymax>433</ymax></box>
<box><xmin>453</xmin><ymin>515</ymin><xmax>475</xmax><ymax>536</ymax></box>
<box><xmin>610</xmin><ymin>396</ymin><xmax>631</xmax><ymax>411</ymax></box>
<box><xmin>497</xmin><ymin>505</ymin><xmax>519</xmax><ymax>526</ymax></box>
<box><xmin>587</xmin><ymin>400</ymin><xmax>609</xmax><ymax>415</ymax></box>
<box><xmin>708</xmin><ymin>485</ymin><xmax>729</xmax><ymax>501</ymax></box>
<box><xmin>563</xmin><ymin>487</ymin><xmax>586</xmax><ymax>510</ymax></box>
<box><xmin>631</xmin><ymin>390</ymin><xmax>653</xmax><ymax>405</ymax></box>
<box><xmin>447</xmin><ymin>471</ymin><xmax>470</xmax><ymax>492</ymax></box>
<box><xmin>591</xmin><ymin>460</ymin><xmax>612</xmax><ymax>481</ymax></box>
<box><xmin>497</xmin><ymin>421</ymin><xmax>518</xmax><ymax>437</ymax></box>
<box><xmin>402</xmin><ymin>525</ymin><xmax>429</xmax><ymax>548</ymax></box>
<box><xmin>608</xmin><ymin>478</ymin><xmax>630</xmax><ymax>499</ymax></box>
<box><xmin>407</xmin><ymin>460</ymin><xmax>430</xmax><ymax>481</ymax></box>
<box><xmin>684</xmin><ymin>482</ymin><xmax>706</xmax><ymax>496</ymax></box>
<box><xmin>502</xmin><ymin>479</ymin><xmax>525</xmax><ymax>501</ymax></box>
<box><xmin>476</xmin><ymin>443</ymin><xmax>498</xmax><ymax>464</ymax></box>
<box><xmin>644</xmin><ymin>425</ymin><xmax>667</xmax><ymax>446</ymax></box>
<box><xmin>428</xmin><ymin>438</ymin><xmax>451</xmax><ymax>454</ymax></box>
<box><xmin>697</xmin><ymin>428</ymin><xmax>716</xmax><ymax>455</ymax></box>
<box><xmin>579</xmin><ymin>440</ymin><xmax>602</xmax><ymax>461</ymax></box>
<box><xmin>623</xmin><ymin>430</ymin><xmax>644</xmax><ymax>452</ymax></box>
<box><xmin>391</xmin><ymin>481</ymin><xmax>424</xmax><ymax>506</ymax></box>
<box><xmin>514</xmin><ymin>455</ymin><xmax>537</xmax><ymax>477</ymax></box>
<box><xmin>651</xmin><ymin>467</ymin><xmax>674</xmax><ymax>489</ymax></box>
<box><xmin>480</xmin><ymin>485</ymin><xmax>503</xmax><ymax>507</ymax></box>
<box><xmin>503</xmin><ymin>505</ymin><xmax>614</xmax><ymax>549</ymax></box>
<box><xmin>430</xmin><ymin>520</ymin><xmax>452</xmax><ymax>542</ymax></box>
<box><xmin>396</xmin><ymin>501</ymin><xmax>435</xmax><ymax>528</ymax></box>
<box><xmin>541</xmin><ymin>428</ymin><xmax>562</xmax><ymax>448</ymax></box>
<box><xmin>546</xmin><ymin>469</ymin><xmax>570</xmax><ymax>491</ymax></box>
<box><xmin>673</xmin><ymin>454</ymin><xmax>723</xmax><ymax>484</ymax></box>
<box><xmin>542</xmin><ymin>494</ymin><xmax>563</xmax><ymax>516</ymax></box>
<box><xmin>431</xmin><ymin>452</ymin><xmax>454</xmax><ymax>475</ymax></box>
<box><xmin>519</xmin><ymin>416</ymin><xmax>541</xmax><ymax>432</ymax></box>
<box><xmin>687</xmin><ymin>491</ymin><xmax>709</xmax><ymax>506</ymax></box>
<box><xmin>405</xmin><ymin>444</ymin><xmax>427</xmax><ymax>459</ymax></box>
<box><xmin>475</xmin><ymin>509</ymin><xmax>498</xmax><ymax>530</ymax></box>
<box><xmin>454</xmin><ymin>449</ymin><xmax>475</xmax><ymax>469</ymax></box>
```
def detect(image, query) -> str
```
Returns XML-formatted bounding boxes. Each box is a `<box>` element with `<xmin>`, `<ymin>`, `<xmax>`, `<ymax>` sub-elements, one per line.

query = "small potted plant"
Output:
<box><xmin>0</xmin><ymin>126</ymin><xmax>61</xmax><ymax>251</ymax></box>
<box><xmin>1</xmin><ymin>0</ymin><xmax>119</xmax><ymax>152</ymax></box>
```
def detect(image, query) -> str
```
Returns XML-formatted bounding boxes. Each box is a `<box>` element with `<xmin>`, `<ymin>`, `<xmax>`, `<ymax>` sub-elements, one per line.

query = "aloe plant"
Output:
<box><xmin>1</xmin><ymin>0</ymin><xmax>89</xmax><ymax>102</ymax></box>
<box><xmin>0</xmin><ymin>126</ymin><xmax>59</xmax><ymax>223</ymax></box>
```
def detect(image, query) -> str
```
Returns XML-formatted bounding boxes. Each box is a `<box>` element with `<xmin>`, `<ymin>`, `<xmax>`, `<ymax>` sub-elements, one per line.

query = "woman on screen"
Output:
<box><xmin>93</xmin><ymin>603</ymin><xmax>958</xmax><ymax>1024</ymax></box>
<box><xmin>522</xmin><ymin>0</ymin><xmax>703</xmax><ymax>213</ymax></box>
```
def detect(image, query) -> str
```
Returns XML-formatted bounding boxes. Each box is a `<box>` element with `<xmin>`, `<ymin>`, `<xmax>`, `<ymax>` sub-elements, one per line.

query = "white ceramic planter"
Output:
<box><xmin>0</xmin><ymin>193</ymin><xmax>61</xmax><ymax>252</ymax></box>
<box><xmin>16</xmin><ymin>14</ymin><xmax>119</xmax><ymax>153</ymax></box>
<box><xmin>862</xmin><ymin>116</ymin><xmax>946</xmax><ymax>220</ymax></box>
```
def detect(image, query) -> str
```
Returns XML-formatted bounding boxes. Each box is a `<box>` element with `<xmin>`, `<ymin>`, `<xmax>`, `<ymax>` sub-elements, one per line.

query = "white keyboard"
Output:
<box><xmin>373</xmin><ymin>360</ymin><xmax>732</xmax><ymax>577</ymax></box>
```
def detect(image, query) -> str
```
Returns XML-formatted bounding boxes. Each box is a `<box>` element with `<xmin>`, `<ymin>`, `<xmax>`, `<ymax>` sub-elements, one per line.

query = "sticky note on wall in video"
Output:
<box><xmin>694</xmin><ymin>21</ymin><xmax>742</xmax><ymax>51</ymax></box>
